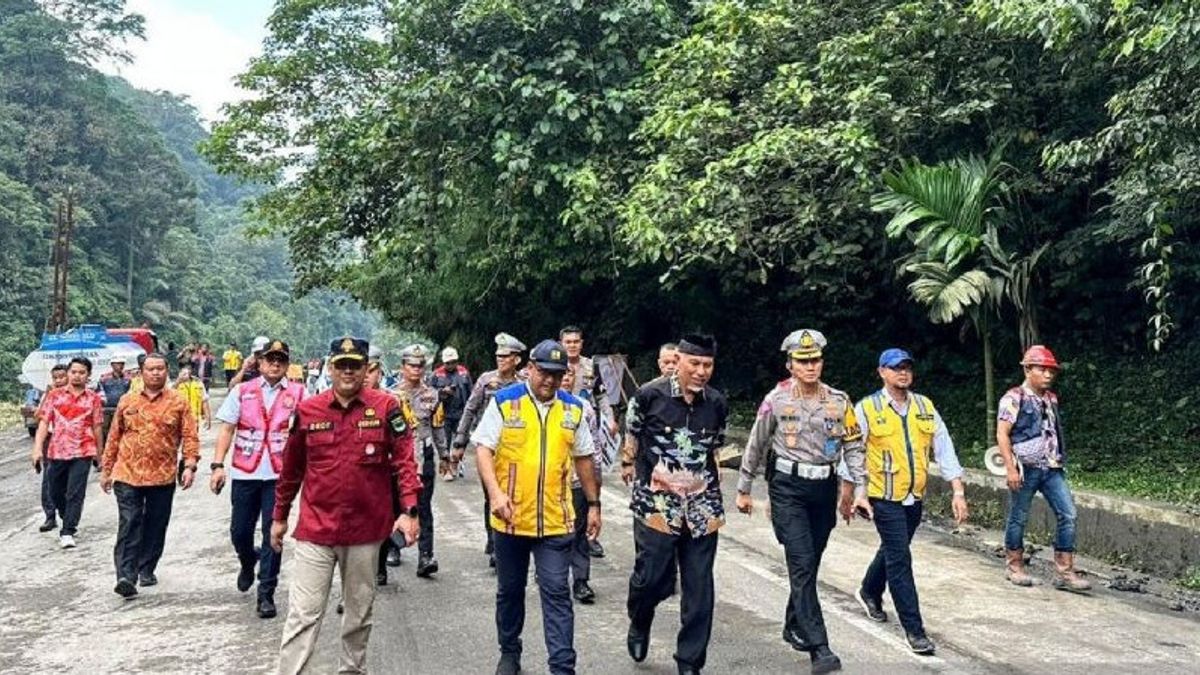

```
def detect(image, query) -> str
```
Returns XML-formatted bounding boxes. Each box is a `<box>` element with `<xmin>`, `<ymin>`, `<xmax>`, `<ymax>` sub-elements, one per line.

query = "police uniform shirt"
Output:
<box><xmin>452</xmin><ymin>369</ymin><xmax>527</xmax><ymax>448</ymax></box>
<box><xmin>470</xmin><ymin>383</ymin><xmax>595</xmax><ymax>459</ymax></box>
<box><xmin>394</xmin><ymin>380</ymin><xmax>448</xmax><ymax>458</ymax></box>
<box><xmin>738</xmin><ymin>380</ymin><xmax>865</xmax><ymax>495</ymax></box>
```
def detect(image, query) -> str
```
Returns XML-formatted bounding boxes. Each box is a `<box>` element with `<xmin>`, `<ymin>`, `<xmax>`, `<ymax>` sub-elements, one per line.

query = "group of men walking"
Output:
<box><xmin>27</xmin><ymin>326</ymin><xmax>1090</xmax><ymax>675</ymax></box>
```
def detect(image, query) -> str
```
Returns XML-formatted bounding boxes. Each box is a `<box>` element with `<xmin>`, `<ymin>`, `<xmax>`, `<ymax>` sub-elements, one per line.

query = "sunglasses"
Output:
<box><xmin>332</xmin><ymin>361</ymin><xmax>365</xmax><ymax>372</ymax></box>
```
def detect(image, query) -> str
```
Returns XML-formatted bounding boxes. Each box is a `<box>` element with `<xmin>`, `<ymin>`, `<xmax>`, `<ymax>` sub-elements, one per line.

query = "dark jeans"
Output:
<box><xmin>494</xmin><ymin>531</ymin><xmax>575</xmax><ymax>674</ymax></box>
<box><xmin>627</xmin><ymin>520</ymin><xmax>718</xmax><ymax>671</ymax></box>
<box><xmin>47</xmin><ymin>458</ymin><xmax>91</xmax><ymax>536</ymax></box>
<box><xmin>861</xmin><ymin>499</ymin><xmax>925</xmax><ymax>636</ymax></box>
<box><xmin>768</xmin><ymin>473</ymin><xmax>838</xmax><ymax>649</ymax></box>
<box><xmin>418</xmin><ymin>446</ymin><xmax>436</xmax><ymax>557</ymax></box>
<box><xmin>1004</xmin><ymin>467</ymin><xmax>1078</xmax><ymax>552</ymax></box>
<box><xmin>113</xmin><ymin>482</ymin><xmax>176</xmax><ymax>582</ymax></box>
<box><xmin>569</xmin><ymin>486</ymin><xmax>590</xmax><ymax>583</ymax></box>
<box><xmin>224</xmin><ymin>369</ymin><xmax>236</xmax><ymax>385</ymax></box>
<box><xmin>231</xmin><ymin>479</ymin><xmax>279</xmax><ymax>599</ymax></box>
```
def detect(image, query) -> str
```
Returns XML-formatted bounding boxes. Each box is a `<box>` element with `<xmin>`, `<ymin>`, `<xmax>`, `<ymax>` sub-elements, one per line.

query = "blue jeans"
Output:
<box><xmin>494</xmin><ymin>531</ymin><xmax>575</xmax><ymax>674</ymax></box>
<box><xmin>1004</xmin><ymin>467</ymin><xmax>1078</xmax><ymax>552</ymax></box>
<box><xmin>861</xmin><ymin>499</ymin><xmax>925</xmax><ymax>637</ymax></box>
<box><xmin>230</xmin><ymin>479</ymin><xmax>279</xmax><ymax>599</ymax></box>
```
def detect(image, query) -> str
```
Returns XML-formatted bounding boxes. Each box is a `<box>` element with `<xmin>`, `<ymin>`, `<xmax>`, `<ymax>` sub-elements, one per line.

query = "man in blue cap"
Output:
<box><xmin>473</xmin><ymin>339</ymin><xmax>600</xmax><ymax>675</ymax></box>
<box><xmin>839</xmin><ymin>348</ymin><xmax>969</xmax><ymax>656</ymax></box>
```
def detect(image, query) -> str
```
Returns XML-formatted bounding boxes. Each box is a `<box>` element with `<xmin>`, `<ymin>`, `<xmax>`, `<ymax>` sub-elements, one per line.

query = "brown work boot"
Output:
<box><xmin>1005</xmin><ymin>548</ymin><xmax>1034</xmax><ymax>587</ymax></box>
<box><xmin>1052</xmin><ymin>551</ymin><xmax>1092</xmax><ymax>593</ymax></box>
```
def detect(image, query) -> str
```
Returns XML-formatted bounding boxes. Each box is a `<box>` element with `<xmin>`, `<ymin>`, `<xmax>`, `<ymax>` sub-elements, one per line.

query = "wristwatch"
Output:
<box><xmin>587</xmin><ymin>500</ymin><xmax>601</xmax><ymax>508</ymax></box>
<box><xmin>210</xmin><ymin>462</ymin><xmax>224</xmax><ymax>471</ymax></box>
<box><xmin>406</xmin><ymin>506</ymin><xmax>419</xmax><ymax>517</ymax></box>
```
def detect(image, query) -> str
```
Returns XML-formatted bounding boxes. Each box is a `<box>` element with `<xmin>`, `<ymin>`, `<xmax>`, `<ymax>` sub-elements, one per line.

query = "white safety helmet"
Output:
<box><xmin>251</xmin><ymin>336</ymin><xmax>270</xmax><ymax>353</ymax></box>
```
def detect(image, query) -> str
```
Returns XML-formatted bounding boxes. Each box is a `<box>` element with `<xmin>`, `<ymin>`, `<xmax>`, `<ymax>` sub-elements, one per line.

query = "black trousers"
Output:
<box><xmin>113</xmin><ymin>482</ymin><xmax>175</xmax><ymax>582</ymax></box>
<box><xmin>418</xmin><ymin>446</ymin><xmax>436</xmax><ymax>557</ymax></box>
<box><xmin>569</xmin><ymin>486</ymin><xmax>590</xmax><ymax>583</ymax></box>
<box><xmin>627</xmin><ymin>519</ymin><xmax>718</xmax><ymax>671</ymax></box>
<box><xmin>40</xmin><ymin>454</ymin><xmax>56</xmax><ymax>520</ymax></box>
<box><xmin>230</xmin><ymin>479</ymin><xmax>279</xmax><ymax>599</ymax></box>
<box><xmin>768</xmin><ymin>472</ymin><xmax>838</xmax><ymax>649</ymax></box>
<box><xmin>47</xmin><ymin>458</ymin><xmax>91</xmax><ymax>536</ymax></box>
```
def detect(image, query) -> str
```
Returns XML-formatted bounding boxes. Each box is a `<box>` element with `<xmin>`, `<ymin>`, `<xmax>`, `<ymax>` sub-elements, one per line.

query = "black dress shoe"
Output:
<box><xmin>376</xmin><ymin>571</ymin><xmax>388</xmax><ymax>587</ymax></box>
<box><xmin>782</xmin><ymin>627</ymin><xmax>807</xmax><ymax>652</ymax></box>
<box><xmin>114</xmin><ymin>578</ymin><xmax>138</xmax><ymax>598</ymax></box>
<box><xmin>495</xmin><ymin>653</ymin><xmax>521</xmax><ymax>675</ymax></box>
<box><xmin>906</xmin><ymin>633</ymin><xmax>936</xmax><ymax>655</ymax></box>
<box><xmin>416</xmin><ymin>555</ymin><xmax>439</xmax><ymax>578</ymax></box>
<box><xmin>855</xmin><ymin>588</ymin><xmax>887</xmax><ymax>622</ymax></box>
<box><xmin>39</xmin><ymin>517</ymin><xmax>57</xmax><ymax>533</ymax></box>
<box><xmin>137</xmin><ymin>572</ymin><xmax>157</xmax><ymax>587</ymax></box>
<box><xmin>588</xmin><ymin>540</ymin><xmax>605</xmax><ymax>558</ymax></box>
<box><xmin>810</xmin><ymin>645</ymin><xmax>842</xmax><ymax>674</ymax></box>
<box><xmin>627</xmin><ymin>624</ymin><xmax>649</xmax><ymax>663</ymax></box>
<box><xmin>257</xmin><ymin>596</ymin><xmax>277</xmax><ymax>619</ymax></box>
<box><xmin>488</xmin><ymin>554</ymin><xmax>496</xmax><ymax>569</ymax></box>
<box><xmin>573</xmin><ymin>580</ymin><xmax>595</xmax><ymax>604</ymax></box>
<box><xmin>237</xmin><ymin>562</ymin><xmax>255</xmax><ymax>592</ymax></box>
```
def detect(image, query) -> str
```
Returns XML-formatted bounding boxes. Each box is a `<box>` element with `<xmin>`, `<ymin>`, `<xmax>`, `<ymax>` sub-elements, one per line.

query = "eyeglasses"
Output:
<box><xmin>263</xmin><ymin>355</ymin><xmax>288</xmax><ymax>364</ymax></box>
<box><xmin>332</xmin><ymin>361</ymin><xmax>365</xmax><ymax>372</ymax></box>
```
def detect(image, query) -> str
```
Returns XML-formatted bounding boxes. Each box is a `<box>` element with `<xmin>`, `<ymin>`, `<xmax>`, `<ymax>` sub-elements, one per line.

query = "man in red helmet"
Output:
<box><xmin>996</xmin><ymin>345</ymin><xmax>1090</xmax><ymax>593</ymax></box>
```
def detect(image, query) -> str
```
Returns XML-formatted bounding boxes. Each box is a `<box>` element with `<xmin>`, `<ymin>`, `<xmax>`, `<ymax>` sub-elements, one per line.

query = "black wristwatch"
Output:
<box><xmin>587</xmin><ymin>500</ymin><xmax>601</xmax><ymax>508</ymax></box>
<box><xmin>406</xmin><ymin>506</ymin><xmax>419</xmax><ymax>517</ymax></box>
<box><xmin>210</xmin><ymin>462</ymin><xmax>224</xmax><ymax>471</ymax></box>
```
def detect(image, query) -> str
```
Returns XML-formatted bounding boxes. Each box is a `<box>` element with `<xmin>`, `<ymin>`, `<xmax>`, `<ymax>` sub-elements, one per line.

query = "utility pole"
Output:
<box><xmin>47</xmin><ymin>190</ymin><xmax>75</xmax><ymax>333</ymax></box>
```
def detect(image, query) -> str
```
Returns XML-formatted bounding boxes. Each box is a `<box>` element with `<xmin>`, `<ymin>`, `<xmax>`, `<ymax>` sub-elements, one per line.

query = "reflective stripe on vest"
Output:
<box><xmin>491</xmin><ymin>388</ymin><xmax>582</xmax><ymax>537</ymax></box>
<box><xmin>232</xmin><ymin>382</ymin><xmax>303</xmax><ymax>475</ymax></box>
<box><xmin>863</xmin><ymin>391</ymin><xmax>938</xmax><ymax>501</ymax></box>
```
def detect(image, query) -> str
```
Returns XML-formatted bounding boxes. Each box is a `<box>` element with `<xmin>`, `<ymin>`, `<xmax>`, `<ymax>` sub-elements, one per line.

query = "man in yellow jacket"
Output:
<box><xmin>474</xmin><ymin>339</ymin><xmax>601</xmax><ymax>675</ymax></box>
<box><xmin>842</xmin><ymin>348</ymin><xmax>968</xmax><ymax>657</ymax></box>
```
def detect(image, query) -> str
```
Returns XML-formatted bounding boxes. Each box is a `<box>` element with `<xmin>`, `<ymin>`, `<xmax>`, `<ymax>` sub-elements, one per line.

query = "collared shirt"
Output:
<box><xmin>739</xmin><ymin>380</ymin><xmax>865</xmax><ymax>494</ymax></box>
<box><xmin>623</xmin><ymin>376</ymin><xmax>728</xmax><ymax>537</ymax></box>
<box><xmin>998</xmin><ymin>384</ymin><xmax>1062</xmax><ymax>469</ymax></box>
<box><xmin>273</xmin><ymin>388</ymin><xmax>422</xmax><ymax>546</ymax></box>
<box><xmin>217</xmin><ymin>378</ymin><xmax>305</xmax><ymax>480</ymax></box>
<box><xmin>453</xmin><ymin>369</ymin><xmax>526</xmax><ymax>448</ymax></box>
<box><xmin>222</xmin><ymin>349</ymin><xmax>243</xmax><ymax>371</ymax></box>
<box><xmin>102</xmin><ymin>388</ymin><xmax>201</xmax><ymax>486</ymax></box>
<box><xmin>470</xmin><ymin>383</ymin><xmax>596</xmax><ymax>458</ymax></box>
<box><xmin>393</xmin><ymin>380</ymin><xmax>448</xmax><ymax>458</ymax></box>
<box><xmin>175</xmin><ymin>379</ymin><xmax>208</xmax><ymax>422</ymax></box>
<box><xmin>41</xmin><ymin>386</ymin><xmax>104</xmax><ymax>460</ymax></box>
<box><xmin>844</xmin><ymin>388</ymin><xmax>963</xmax><ymax>505</ymax></box>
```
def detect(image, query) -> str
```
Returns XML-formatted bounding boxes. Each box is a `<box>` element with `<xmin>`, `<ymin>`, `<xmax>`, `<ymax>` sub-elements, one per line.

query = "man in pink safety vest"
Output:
<box><xmin>209</xmin><ymin>339</ymin><xmax>306</xmax><ymax>619</ymax></box>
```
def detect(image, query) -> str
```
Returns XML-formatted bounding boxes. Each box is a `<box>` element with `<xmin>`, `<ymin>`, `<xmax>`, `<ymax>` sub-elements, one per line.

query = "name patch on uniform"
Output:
<box><xmin>357</xmin><ymin>419</ymin><xmax>382</xmax><ymax>429</ymax></box>
<box><xmin>308</xmin><ymin>421</ymin><xmax>333</xmax><ymax>431</ymax></box>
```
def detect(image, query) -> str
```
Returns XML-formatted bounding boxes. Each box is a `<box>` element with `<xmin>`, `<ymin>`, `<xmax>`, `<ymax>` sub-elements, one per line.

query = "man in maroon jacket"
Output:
<box><xmin>271</xmin><ymin>336</ymin><xmax>422</xmax><ymax>674</ymax></box>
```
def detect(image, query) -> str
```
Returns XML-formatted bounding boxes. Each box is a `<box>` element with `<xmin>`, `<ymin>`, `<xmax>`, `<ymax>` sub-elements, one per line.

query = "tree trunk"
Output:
<box><xmin>126</xmin><ymin>226</ymin><xmax>135</xmax><ymax>313</ymax></box>
<box><xmin>982</xmin><ymin>315</ymin><xmax>996</xmax><ymax>447</ymax></box>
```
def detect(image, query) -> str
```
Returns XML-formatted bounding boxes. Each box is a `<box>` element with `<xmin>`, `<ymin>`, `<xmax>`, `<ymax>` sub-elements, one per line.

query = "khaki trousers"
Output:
<box><xmin>277</xmin><ymin>540</ymin><xmax>382</xmax><ymax>675</ymax></box>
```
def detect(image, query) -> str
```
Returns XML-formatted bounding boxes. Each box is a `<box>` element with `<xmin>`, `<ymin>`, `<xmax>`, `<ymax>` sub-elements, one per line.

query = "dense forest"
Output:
<box><xmin>203</xmin><ymin>0</ymin><xmax>1198</xmax><ymax>505</ymax></box>
<box><xmin>0</xmin><ymin>0</ymin><xmax>385</xmax><ymax>399</ymax></box>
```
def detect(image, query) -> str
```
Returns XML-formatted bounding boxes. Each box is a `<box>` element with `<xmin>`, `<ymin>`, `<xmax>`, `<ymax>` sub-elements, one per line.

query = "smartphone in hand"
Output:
<box><xmin>855</xmin><ymin>505</ymin><xmax>873</xmax><ymax>521</ymax></box>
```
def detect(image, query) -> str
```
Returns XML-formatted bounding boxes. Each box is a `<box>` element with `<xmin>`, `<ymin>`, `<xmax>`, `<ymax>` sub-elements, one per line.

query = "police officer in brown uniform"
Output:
<box><xmin>736</xmin><ymin>330</ymin><xmax>865</xmax><ymax>673</ymax></box>
<box><xmin>393</xmin><ymin>344</ymin><xmax>447</xmax><ymax>578</ymax></box>
<box><xmin>452</xmin><ymin>332</ymin><xmax>527</xmax><ymax>568</ymax></box>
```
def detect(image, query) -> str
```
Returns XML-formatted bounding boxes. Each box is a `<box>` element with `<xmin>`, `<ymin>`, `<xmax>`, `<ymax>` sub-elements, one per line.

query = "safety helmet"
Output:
<box><xmin>1020</xmin><ymin>345</ymin><xmax>1060</xmax><ymax>370</ymax></box>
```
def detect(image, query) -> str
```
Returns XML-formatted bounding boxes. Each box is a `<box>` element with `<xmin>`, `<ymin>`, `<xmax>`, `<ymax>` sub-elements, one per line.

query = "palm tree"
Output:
<box><xmin>872</xmin><ymin>149</ymin><xmax>1044</xmax><ymax>445</ymax></box>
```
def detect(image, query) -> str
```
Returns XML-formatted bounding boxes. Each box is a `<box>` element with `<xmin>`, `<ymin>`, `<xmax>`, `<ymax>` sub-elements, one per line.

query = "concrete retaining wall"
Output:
<box><xmin>923</xmin><ymin>467</ymin><xmax>1200</xmax><ymax>579</ymax></box>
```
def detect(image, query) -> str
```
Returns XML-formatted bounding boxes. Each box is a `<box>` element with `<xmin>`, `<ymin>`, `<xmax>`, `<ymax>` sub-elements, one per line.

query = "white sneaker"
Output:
<box><xmin>60</xmin><ymin>535</ymin><xmax>76</xmax><ymax>549</ymax></box>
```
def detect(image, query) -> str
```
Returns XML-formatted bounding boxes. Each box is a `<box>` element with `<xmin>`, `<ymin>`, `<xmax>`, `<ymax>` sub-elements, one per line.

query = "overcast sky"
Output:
<box><xmin>99</xmin><ymin>0</ymin><xmax>274</xmax><ymax>124</ymax></box>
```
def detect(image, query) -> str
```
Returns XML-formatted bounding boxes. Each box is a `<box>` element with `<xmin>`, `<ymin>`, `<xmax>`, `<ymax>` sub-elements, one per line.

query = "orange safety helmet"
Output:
<box><xmin>1020</xmin><ymin>345</ymin><xmax>1060</xmax><ymax>370</ymax></box>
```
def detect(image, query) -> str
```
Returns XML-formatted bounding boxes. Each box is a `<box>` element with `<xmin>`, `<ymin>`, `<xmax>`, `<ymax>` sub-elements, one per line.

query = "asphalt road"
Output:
<box><xmin>0</xmin><ymin>403</ymin><xmax>1196</xmax><ymax>675</ymax></box>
